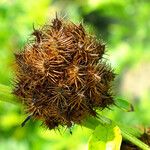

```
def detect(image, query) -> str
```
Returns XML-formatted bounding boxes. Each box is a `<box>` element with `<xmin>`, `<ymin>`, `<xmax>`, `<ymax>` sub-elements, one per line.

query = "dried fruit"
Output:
<box><xmin>13</xmin><ymin>15</ymin><xmax>115</xmax><ymax>129</ymax></box>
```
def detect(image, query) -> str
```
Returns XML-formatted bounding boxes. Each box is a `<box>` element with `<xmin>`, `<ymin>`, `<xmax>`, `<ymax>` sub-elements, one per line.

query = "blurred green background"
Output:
<box><xmin>0</xmin><ymin>0</ymin><xmax>149</xmax><ymax>150</ymax></box>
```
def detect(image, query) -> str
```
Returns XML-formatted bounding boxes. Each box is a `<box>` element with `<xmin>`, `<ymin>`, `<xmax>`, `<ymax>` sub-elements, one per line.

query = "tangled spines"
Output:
<box><xmin>13</xmin><ymin>15</ymin><xmax>115</xmax><ymax>129</ymax></box>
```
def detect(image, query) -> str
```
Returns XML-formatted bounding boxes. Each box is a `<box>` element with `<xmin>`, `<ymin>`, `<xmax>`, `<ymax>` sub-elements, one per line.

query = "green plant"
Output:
<box><xmin>0</xmin><ymin>15</ymin><xmax>150</xmax><ymax>150</ymax></box>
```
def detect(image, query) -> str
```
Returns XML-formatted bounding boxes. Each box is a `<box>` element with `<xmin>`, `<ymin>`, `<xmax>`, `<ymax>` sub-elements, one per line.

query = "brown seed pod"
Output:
<box><xmin>13</xmin><ymin>15</ymin><xmax>115</xmax><ymax>129</ymax></box>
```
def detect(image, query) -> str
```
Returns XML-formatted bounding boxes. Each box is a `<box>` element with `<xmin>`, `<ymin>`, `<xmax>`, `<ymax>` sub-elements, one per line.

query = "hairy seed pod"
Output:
<box><xmin>13</xmin><ymin>15</ymin><xmax>115</xmax><ymax>129</ymax></box>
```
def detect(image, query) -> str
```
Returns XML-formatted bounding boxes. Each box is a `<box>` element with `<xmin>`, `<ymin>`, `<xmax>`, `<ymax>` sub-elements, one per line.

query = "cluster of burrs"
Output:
<box><xmin>13</xmin><ymin>15</ymin><xmax>115</xmax><ymax>129</ymax></box>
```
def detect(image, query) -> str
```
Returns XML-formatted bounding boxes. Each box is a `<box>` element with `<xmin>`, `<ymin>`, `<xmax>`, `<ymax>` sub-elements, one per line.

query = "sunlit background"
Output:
<box><xmin>0</xmin><ymin>0</ymin><xmax>149</xmax><ymax>150</ymax></box>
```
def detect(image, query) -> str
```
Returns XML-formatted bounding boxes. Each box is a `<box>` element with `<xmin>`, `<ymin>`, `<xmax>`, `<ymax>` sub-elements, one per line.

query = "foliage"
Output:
<box><xmin>88</xmin><ymin>123</ymin><xmax>122</xmax><ymax>150</ymax></box>
<box><xmin>0</xmin><ymin>0</ymin><xmax>149</xmax><ymax>150</ymax></box>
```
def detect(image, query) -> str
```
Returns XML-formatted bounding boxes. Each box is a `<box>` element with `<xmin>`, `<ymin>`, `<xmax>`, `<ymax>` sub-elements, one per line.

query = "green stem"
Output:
<box><xmin>121</xmin><ymin>130</ymin><xmax>150</xmax><ymax>150</ymax></box>
<box><xmin>82</xmin><ymin>116</ymin><xmax>150</xmax><ymax>150</ymax></box>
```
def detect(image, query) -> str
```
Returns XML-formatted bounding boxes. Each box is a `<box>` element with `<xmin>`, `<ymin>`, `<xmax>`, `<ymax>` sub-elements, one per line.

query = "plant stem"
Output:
<box><xmin>82</xmin><ymin>116</ymin><xmax>150</xmax><ymax>150</ymax></box>
<box><xmin>121</xmin><ymin>130</ymin><xmax>150</xmax><ymax>150</ymax></box>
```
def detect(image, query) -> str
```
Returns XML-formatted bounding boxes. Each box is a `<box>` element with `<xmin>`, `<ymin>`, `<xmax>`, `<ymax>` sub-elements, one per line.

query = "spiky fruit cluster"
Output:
<box><xmin>13</xmin><ymin>16</ymin><xmax>115</xmax><ymax>129</ymax></box>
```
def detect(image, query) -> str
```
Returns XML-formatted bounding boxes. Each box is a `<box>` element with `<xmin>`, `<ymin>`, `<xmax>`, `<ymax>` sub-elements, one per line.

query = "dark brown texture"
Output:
<box><xmin>13</xmin><ymin>15</ymin><xmax>115</xmax><ymax>129</ymax></box>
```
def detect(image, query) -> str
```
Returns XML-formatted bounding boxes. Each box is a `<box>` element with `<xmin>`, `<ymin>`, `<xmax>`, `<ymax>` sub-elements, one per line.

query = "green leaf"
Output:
<box><xmin>81</xmin><ymin>116</ymin><xmax>102</xmax><ymax>130</ymax></box>
<box><xmin>88</xmin><ymin>123</ymin><xmax>122</xmax><ymax>150</ymax></box>
<box><xmin>115</xmin><ymin>98</ymin><xmax>134</xmax><ymax>112</ymax></box>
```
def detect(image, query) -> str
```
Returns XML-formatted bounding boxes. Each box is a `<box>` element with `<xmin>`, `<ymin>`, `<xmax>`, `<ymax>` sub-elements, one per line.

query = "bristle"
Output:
<box><xmin>13</xmin><ymin>15</ymin><xmax>115</xmax><ymax>129</ymax></box>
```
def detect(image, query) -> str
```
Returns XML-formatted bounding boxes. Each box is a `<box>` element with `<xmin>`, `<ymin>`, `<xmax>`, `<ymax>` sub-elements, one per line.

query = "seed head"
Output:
<box><xmin>13</xmin><ymin>15</ymin><xmax>115</xmax><ymax>129</ymax></box>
